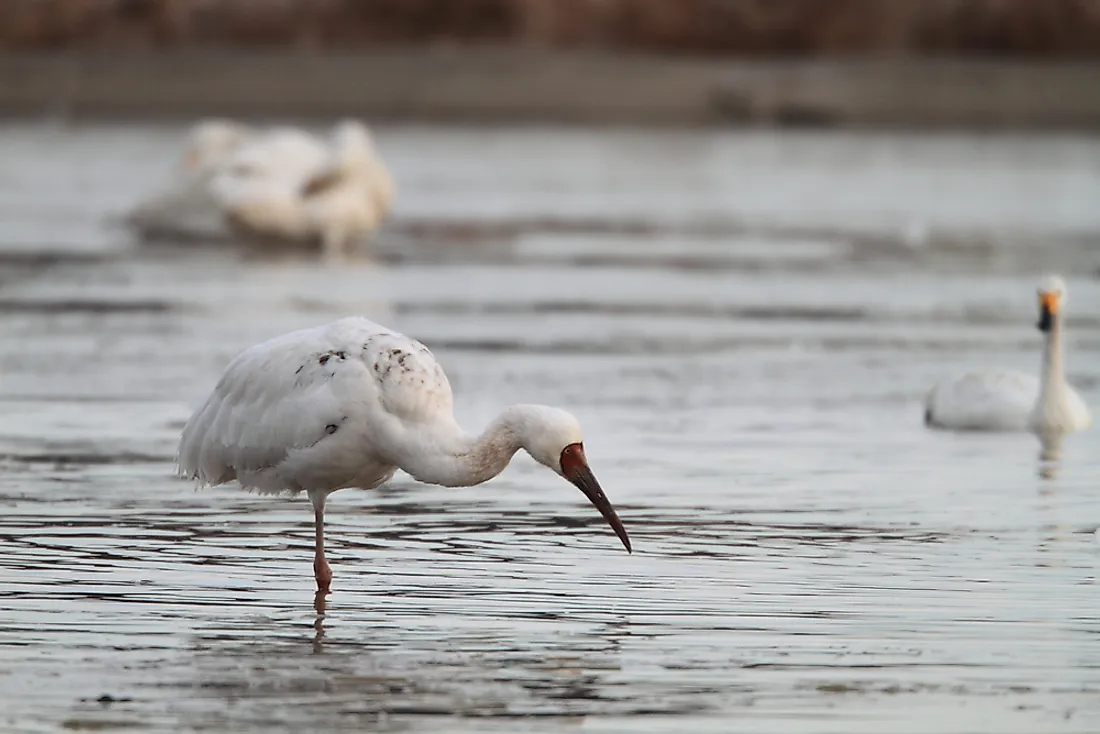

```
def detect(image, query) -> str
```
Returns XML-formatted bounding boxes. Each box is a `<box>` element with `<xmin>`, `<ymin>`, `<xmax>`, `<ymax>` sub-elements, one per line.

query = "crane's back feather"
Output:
<box><xmin>177</xmin><ymin>317</ymin><xmax>452</xmax><ymax>494</ymax></box>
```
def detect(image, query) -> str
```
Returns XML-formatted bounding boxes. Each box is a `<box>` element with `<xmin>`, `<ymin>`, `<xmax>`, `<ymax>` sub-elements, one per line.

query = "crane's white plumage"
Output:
<box><xmin>924</xmin><ymin>275</ymin><xmax>1091</xmax><ymax>435</ymax></box>
<box><xmin>178</xmin><ymin>317</ymin><xmax>451</xmax><ymax>494</ymax></box>
<box><xmin>177</xmin><ymin>317</ymin><xmax>630</xmax><ymax>594</ymax></box>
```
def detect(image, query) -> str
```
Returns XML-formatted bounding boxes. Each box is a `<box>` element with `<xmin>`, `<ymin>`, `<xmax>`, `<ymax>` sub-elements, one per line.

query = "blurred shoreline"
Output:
<box><xmin>2</xmin><ymin>50</ymin><xmax>1100</xmax><ymax>129</ymax></box>
<box><xmin>5</xmin><ymin>0</ymin><xmax>1100</xmax><ymax>56</ymax></box>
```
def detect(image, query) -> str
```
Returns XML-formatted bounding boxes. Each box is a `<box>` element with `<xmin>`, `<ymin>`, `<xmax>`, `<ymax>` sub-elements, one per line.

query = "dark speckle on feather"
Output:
<box><xmin>318</xmin><ymin>350</ymin><xmax>348</xmax><ymax>367</ymax></box>
<box><xmin>325</xmin><ymin>424</ymin><xmax>338</xmax><ymax>434</ymax></box>
<box><xmin>295</xmin><ymin>365</ymin><xmax>303</xmax><ymax>374</ymax></box>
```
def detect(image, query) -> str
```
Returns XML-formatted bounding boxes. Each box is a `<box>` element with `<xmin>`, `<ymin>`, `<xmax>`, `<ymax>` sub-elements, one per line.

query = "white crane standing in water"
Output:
<box><xmin>177</xmin><ymin>317</ymin><xmax>632</xmax><ymax>596</ymax></box>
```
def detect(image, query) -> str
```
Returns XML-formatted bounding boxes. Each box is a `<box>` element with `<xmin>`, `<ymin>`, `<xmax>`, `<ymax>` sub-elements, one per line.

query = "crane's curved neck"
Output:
<box><xmin>396</xmin><ymin>409</ymin><xmax>526</xmax><ymax>488</ymax></box>
<box><xmin>1038</xmin><ymin>316</ymin><xmax>1066</xmax><ymax>401</ymax></box>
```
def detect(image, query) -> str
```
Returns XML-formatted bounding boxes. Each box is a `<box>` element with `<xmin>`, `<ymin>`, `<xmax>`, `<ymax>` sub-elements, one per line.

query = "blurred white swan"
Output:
<box><xmin>924</xmin><ymin>275</ymin><xmax>1092</xmax><ymax>435</ymax></box>
<box><xmin>126</xmin><ymin>119</ymin><xmax>389</xmax><ymax>249</ymax></box>
<box><xmin>211</xmin><ymin>120</ymin><xmax>395</xmax><ymax>258</ymax></box>
<box><xmin>124</xmin><ymin>119</ymin><xmax>257</xmax><ymax>240</ymax></box>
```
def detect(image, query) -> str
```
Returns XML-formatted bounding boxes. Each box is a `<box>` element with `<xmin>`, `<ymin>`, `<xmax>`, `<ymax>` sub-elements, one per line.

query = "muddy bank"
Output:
<box><xmin>4</xmin><ymin>0</ymin><xmax>1100</xmax><ymax>56</ymax></box>
<box><xmin>2</xmin><ymin>50</ymin><xmax>1100</xmax><ymax>128</ymax></box>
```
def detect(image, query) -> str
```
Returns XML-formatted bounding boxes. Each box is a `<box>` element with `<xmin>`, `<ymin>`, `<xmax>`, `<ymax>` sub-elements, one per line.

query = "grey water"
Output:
<box><xmin>0</xmin><ymin>123</ymin><xmax>1098</xmax><ymax>733</ymax></box>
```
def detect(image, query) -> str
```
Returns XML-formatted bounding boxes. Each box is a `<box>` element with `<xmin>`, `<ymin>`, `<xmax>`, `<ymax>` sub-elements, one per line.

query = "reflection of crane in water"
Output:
<box><xmin>177</xmin><ymin>317</ymin><xmax>632</xmax><ymax>604</ymax></box>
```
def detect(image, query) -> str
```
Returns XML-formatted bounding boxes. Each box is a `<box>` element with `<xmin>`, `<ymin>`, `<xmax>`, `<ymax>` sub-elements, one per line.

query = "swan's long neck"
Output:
<box><xmin>395</xmin><ymin>410</ymin><xmax>525</xmax><ymax>488</ymax></box>
<box><xmin>1038</xmin><ymin>316</ymin><xmax>1066</xmax><ymax>402</ymax></box>
<box><xmin>325</xmin><ymin>131</ymin><xmax>372</xmax><ymax>182</ymax></box>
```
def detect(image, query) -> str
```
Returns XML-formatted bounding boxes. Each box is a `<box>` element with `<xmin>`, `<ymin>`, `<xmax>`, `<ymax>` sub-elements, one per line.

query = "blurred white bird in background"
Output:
<box><xmin>923</xmin><ymin>274</ymin><xmax>1092</xmax><ymax>439</ymax></box>
<box><xmin>124</xmin><ymin>119</ymin><xmax>256</xmax><ymax>240</ymax></box>
<box><xmin>211</xmin><ymin>120</ymin><xmax>395</xmax><ymax>259</ymax></box>
<box><xmin>125</xmin><ymin>118</ymin><xmax>394</xmax><ymax>255</ymax></box>
<box><xmin>177</xmin><ymin>316</ymin><xmax>631</xmax><ymax>597</ymax></box>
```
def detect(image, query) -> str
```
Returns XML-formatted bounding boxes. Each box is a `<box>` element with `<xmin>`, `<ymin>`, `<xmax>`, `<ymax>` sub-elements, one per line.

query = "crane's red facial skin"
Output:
<box><xmin>559</xmin><ymin>442</ymin><xmax>588</xmax><ymax>478</ymax></box>
<box><xmin>559</xmin><ymin>442</ymin><xmax>632</xmax><ymax>553</ymax></box>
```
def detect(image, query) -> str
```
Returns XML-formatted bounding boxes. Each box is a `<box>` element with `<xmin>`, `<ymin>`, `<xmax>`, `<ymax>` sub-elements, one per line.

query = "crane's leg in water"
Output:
<box><xmin>309</xmin><ymin>491</ymin><xmax>332</xmax><ymax>595</ymax></box>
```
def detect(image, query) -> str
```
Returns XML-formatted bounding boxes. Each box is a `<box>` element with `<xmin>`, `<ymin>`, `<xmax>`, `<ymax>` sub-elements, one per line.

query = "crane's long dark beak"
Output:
<box><xmin>560</xmin><ymin>443</ymin><xmax>632</xmax><ymax>553</ymax></box>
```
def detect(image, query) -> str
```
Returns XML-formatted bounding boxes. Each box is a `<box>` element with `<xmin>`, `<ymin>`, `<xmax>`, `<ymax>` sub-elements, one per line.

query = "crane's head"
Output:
<box><xmin>512</xmin><ymin>405</ymin><xmax>632</xmax><ymax>553</ymax></box>
<box><xmin>1036</xmin><ymin>274</ymin><xmax>1067</xmax><ymax>333</ymax></box>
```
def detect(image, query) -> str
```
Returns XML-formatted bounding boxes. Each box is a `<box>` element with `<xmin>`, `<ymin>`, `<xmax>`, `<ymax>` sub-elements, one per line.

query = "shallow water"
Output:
<box><xmin>0</xmin><ymin>123</ymin><xmax>1099</xmax><ymax>733</ymax></box>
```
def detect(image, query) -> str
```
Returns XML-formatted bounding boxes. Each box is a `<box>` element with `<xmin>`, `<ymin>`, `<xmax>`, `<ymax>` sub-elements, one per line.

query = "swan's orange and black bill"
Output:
<box><xmin>560</xmin><ymin>442</ymin><xmax>632</xmax><ymax>553</ymax></box>
<box><xmin>1039</xmin><ymin>291</ymin><xmax>1061</xmax><ymax>315</ymax></box>
<box><xmin>1038</xmin><ymin>292</ymin><xmax>1059</xmax><ymax>332</ymax></box>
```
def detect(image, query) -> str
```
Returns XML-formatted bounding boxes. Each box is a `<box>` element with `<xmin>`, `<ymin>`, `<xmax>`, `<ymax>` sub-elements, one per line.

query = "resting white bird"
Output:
<box><xmin>126</xmin><ymin>120</ymin><xmax>370</xmax><ymax>245</ymax></box>
<box><xmin>211</xmin><ymin>120</ymin><xmax>395</xmax><ymax>258</ymax></box>
<box><xmin>924</xmin><ymin>275</ymin><xmax>1092</xmax><ymax>436</ymax></box>
<box><xmin>177</xmin><ymin>317</ymin><xmax>631</xmax><ymax>596</ymax></box>
<box><xmin>125</xmin><ymin>119</ymin><xmax>256</xmax><ymax>240</ymax></box>
<box><xmin>128</xmin><ymin>119</ymin><xmax>325</xmax><ymax>242</ymax></box>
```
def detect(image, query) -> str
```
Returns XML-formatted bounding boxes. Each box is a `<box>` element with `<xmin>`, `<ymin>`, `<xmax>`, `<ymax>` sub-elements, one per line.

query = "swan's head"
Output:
<box><xmin>1036</xmin><ymin>274</ymin><xmax>1067</xmax><ymax>333</ymax></box>
<box><xmin>511</xmin><ymin>405</ymin><xmax>631</xmax><ymax>553</ymax></box>
<box><xmin>182</xmin><ymin>119</ymin><xmax>252</xmax><ymax>172</ymax></box>
<box><xmin>332</xmin><ymin>119</ymin><xmax>375</xmax><ymax>162</ymax></box>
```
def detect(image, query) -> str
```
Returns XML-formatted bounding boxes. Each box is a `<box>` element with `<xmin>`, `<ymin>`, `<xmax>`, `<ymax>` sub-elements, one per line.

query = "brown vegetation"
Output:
<box><xmin>2</xmin><ymin>0</ymin><xmax>1100</xmax><ymax>55</ymax></box>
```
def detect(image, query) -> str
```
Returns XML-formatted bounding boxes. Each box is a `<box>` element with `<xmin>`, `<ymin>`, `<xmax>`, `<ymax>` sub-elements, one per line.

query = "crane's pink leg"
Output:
<box><xmin>312</xmin><ymin>496</ymin><xmax>332</xmax><ymax>595</ymax></box>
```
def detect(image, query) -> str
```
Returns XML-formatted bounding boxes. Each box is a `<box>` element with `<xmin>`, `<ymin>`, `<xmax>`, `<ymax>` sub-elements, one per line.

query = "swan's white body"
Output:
<box><xmin>126</xmin><ymin>120</ymin><xmax>392</xmax><ymax>252</ymax></box>
<box><xmin>924</xmin><ymin>276</ymin><xmax>1092</xmax><ymax>435</ymax></box>
<box><xmin>177</xmin><ymin>317</ymin><xmax>630</xmax><ymax>593</ymax></box>
<box><xmin>924</xmin><ymin>370</ymin><xmax>1041</xmax><ymax>432</ymax></box>
<box><xmin>217</xmin><ymin>126</ymin><xmax>330</xmax><ymax>182</ymax></box>
<box><xmin>210</xmin><ymin>121</ymin><xmax>395</xmax><ymax>257</ymax></box>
